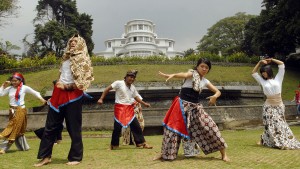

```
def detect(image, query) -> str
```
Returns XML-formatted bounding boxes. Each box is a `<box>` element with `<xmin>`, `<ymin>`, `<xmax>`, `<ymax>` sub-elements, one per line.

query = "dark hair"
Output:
<box><xmin>194</xmin><ymin>58</ymin><xmax>211</xmax><ymax>72</ymax></box>
<box><xmin>260</xmin><ymin>65</ymin><xmax>273</xmax><ymax>80</ymax></box>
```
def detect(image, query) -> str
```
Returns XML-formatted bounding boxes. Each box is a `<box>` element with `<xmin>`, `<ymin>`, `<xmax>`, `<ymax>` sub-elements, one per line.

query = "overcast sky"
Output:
<box><xmin>0</xmin><ymin>0</ymin><xmax>263</xmax><ymax>55</ymax></box>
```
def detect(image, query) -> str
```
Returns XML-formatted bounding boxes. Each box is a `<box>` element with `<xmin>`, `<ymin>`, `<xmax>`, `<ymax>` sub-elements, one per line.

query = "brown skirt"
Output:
<box><xmin>0</xmin><ymin>107</ymin><xmax>27</xmax><ymax>141</ymax></box>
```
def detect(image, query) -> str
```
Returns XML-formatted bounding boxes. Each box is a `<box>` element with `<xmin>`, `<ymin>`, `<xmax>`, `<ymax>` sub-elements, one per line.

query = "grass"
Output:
<box><xmin>1</xmin><ymin>126</ymin><xmax>300</xmax><ymax>169</ymax></box>
<box><xmin>0</xmin><ymin>64</ymin><xmax>299</xmax><ymax>109</ymax></box>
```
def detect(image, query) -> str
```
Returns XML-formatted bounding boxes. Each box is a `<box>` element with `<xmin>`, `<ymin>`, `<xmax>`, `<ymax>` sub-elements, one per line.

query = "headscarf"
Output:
<box><xmin>12</xmin><ymin>72</ymin><xmax>25</xmax><ymax>104</ymax></box>
<box><xmin>61</xmin><ymin>34</ymin><xmax>94</xmax><ymax>91</ymax></box>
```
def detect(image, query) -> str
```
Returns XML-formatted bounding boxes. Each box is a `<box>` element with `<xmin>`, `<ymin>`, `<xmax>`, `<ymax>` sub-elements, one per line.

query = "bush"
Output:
<box><xmin>227</xmin><ymin>52</ymin><xmax>250</xmax><ymax>63</ymax></box>
<box><xmin>38</xmin><ymin>53</ymin><xmax>58</xmax><ymax>65</ymax></box>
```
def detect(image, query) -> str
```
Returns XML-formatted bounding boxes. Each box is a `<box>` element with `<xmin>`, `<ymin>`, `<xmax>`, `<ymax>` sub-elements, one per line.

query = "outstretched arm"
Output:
<box><xmin>134</xmin><ymin>96</ymin><xmax>151</xmax><ymax>107</ymax></box>
<box><xmin>158</xmin><ymin>71</ymin><xmax>192</xmax><ymax>82</ymax></box>
<box><xmin>97</xmin><ymin>85</ymin><xmax>113</xmax><ymax>105</ymax></box>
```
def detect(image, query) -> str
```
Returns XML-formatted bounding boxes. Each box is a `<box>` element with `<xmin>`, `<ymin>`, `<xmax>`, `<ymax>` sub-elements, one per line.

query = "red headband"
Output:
<box><xmin>12</xmin><ymin>72</ymin><xmax>24</xmax><ymax>82</ymax></box>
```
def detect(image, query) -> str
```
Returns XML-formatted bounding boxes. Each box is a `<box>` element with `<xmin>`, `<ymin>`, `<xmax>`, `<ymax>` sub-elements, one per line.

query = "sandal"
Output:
<box><xmin>109</xmin><ymin>145</ymin><xmax>119</xmax><ymax>150</ymax></box>
<box><xmin>136</xmin><ymin>143</ymin><xmax>153</xmax><ymax>149</ymax></box>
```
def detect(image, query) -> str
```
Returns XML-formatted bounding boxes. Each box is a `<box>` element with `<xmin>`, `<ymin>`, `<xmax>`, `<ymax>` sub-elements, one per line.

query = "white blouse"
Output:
<box><xmin>252</xmin><ymin>64</ymin><xmax>285</xmax><ymax>96</ymax></box>
<box><xmin>0</xmin><ymin>85</ymin><xmax>43</xmax><ymax>107</ymax></box>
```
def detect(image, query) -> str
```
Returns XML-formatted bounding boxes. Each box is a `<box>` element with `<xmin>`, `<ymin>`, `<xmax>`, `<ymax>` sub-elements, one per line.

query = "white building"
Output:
<box><xmin>96</xmin><ymin>19</ymin><xmax>183</xmax><ymax>58</ymax></box>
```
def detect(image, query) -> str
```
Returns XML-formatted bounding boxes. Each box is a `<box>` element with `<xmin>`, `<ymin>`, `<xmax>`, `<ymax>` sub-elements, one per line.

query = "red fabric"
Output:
<box><xmin>163</xmin><ymin>96</ymin><xmax>189</xmax><ymax>137</ymax></box>
<box><xmin>49</xmin><ymin>85</ymin><xmax>83</xmax><ymax>110</ymax></box>
<box><xmin>114</xmin><ymin>104</ymin><xmax>135</xmax><ymax>127</ymax></box>
<box><xmin>12</xmin><ymin>72</ymin><xmax>25</xmax><ymax>102</ymax></box>
<box><xmin>15</xmin><ymin>82</ymin><xmax>23</xmax><ymax>101</ymax></box>
<box><xmin>296</xmin><ymin>90</ymin><xmax>300</xmax><ymax>104</ymax></box>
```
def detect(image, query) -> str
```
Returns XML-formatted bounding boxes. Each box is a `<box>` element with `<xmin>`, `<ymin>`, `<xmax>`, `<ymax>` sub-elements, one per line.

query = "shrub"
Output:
<box><xmin>227</xmin><ymin>52</ymin><xmax>250</xmax><ymax>63</ymax></box>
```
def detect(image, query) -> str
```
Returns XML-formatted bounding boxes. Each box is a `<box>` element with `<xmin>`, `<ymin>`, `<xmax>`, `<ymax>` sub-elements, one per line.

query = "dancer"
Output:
<box><xmin>97</xmin><ymin>70</ymin><xmax>153</xmax><ymax>150</ymax></box>
<box><xmin>252</xmin><ymin>57</ymin><xmax>300</xmax><ymax>149</ymax></box>
<box><xmin>155</xmin><ymin>58</ymin><xmax>229</xmax><ymax>161</ymax></box>
<box><xmin>0</xmin><ymin>72</ymin><xmax>46</xmax><ymax>154</ymax></box>
<box><xmin>34</xmin><ymin>34</ymin><xmax>94</xmax><ymax>167</ymax></box>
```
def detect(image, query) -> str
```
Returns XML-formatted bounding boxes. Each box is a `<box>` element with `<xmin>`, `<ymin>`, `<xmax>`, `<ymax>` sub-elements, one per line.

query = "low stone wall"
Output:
<box><xmin>0</xmin><ymin>103</ymin><xmax>297</xmax><ymax>132</ymax></box>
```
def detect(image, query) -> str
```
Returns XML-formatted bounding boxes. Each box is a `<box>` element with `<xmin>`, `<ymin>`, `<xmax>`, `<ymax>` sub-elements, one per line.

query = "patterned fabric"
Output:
<box><xmin>0</xmin><ymin>107</ymin><xmax>27</xmax><ymax>141</ymax></box>
<box><xmin>261</xmin><ymin>104</ymin><xmax>300</xmax><ymax>149</ymax></box>
<box><xmin>182</xmin><ymin>139</ymin><xmax>200</xmax><ymax>157</ymax></box>
<box><xmin>62</xmin><ymin>34</ymin><xmax>94</xmax><ymax>91</ymax></box>
<box><xmin>122</xmin><ymin>102</ymin><xmax>144</xmax><ymax>145</ymax></box>
<box><xmin>161</xmin><ymin>101</ymin><xmax>227</xmax><ymax>160</ymax></box>
<box><xmin>191</xmin><ymin>70</ymin><xmax>203</xmax><ymax>93</ymax></box>
<box><xmin>161</xmin><ymin>127</ymin><xmax>181</xmax><ymax>160</ymax></box>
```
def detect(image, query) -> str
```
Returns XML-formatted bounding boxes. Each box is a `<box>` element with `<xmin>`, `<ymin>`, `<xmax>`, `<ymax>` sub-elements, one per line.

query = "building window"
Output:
<box><xmin>133</xmin><ymin>37</ymin><xmax>137</xmax><ymax>42</ymax></box>
<box><xmin>121</xmin><ymin>40</ymin><xmax>125</xmax><ymax>44</ymax></box>
<box><xmin>133</xmin><ymin>25</ymin><xmax>137</xmax><ymax>30</ymax></box>
<box><xmin>145</xmin><ymin>37</ymin><xmax>150</xmax><ymax>42</ymax></box>
<box><xmin>169</xmin><ymin>42</ymin><xmax>172</xmax><ymax>47</ymax></box>
<box><xmin>108</xmin><ymin>42</ymin><xmax>111</xmax><ymax>48</ymax></box>
<box><xmin>138</xmin><ymin>24</ymin><xmax>143</xmax><ymax>30</ymax></box>
<box><xmin>138</xmin><ymin>37</ymin><xmax>143</xmax><ymax>41</ymax></box>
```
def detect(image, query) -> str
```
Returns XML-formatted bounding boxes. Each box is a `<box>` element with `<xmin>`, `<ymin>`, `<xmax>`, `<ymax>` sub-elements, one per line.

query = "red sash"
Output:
<box><xmin>163</xmin><ymin>96</ymin><xmax>190</xmax><ymax>139</ymax></box>
<box><xmin>49</xmin><ymin>85</ymin><xmax>83</xmax><ymax>112</ymax></box>
<box><xmin>114</xmin><ymin>104</ymin><xmax>135</xmax><ymax>128</ymax></box>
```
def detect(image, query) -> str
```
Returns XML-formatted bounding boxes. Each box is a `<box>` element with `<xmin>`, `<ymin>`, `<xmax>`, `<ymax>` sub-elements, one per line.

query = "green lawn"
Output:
<box><xmin>1</xmin><ymin>126</ymin><xmax>300</xmax><ymax>169</ymax></box>
<box><xmin>0</xmin><ymin>64</ymin><xmax>299</xmax><ymax>109</ymax></box>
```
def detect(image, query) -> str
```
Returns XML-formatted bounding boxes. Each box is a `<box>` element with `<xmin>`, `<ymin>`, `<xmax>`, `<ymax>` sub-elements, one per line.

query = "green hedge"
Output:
<box><xmin>0</xmin><ymin>52</ymin><xmax>257</xmax><ymax>71</ymax></box>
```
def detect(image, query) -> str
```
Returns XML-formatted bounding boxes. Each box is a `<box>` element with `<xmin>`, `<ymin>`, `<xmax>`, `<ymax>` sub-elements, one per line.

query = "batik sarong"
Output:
<box><xmin>161</xmin><ymin>99</ymin><xmax>227</xmax><ymax>160</ymax></box>
<box><xmin>261</xmin><ymin>104</ymin><xmax>300</xmax><ymax>149</ymax></box>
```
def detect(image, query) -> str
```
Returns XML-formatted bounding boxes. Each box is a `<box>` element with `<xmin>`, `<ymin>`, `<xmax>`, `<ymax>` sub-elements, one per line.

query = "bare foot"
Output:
<box><xmin>152</xmin><ymin>153</ymin><xmax>162</xmax><ymax>161</ymax></box>
<box><xmin>256</xmin><ymin>140</ymin><xmax>262</xmax><ymax>145</ymax></box>
<box><xmin>34</xmin><ymin>157</ymin><xmax>51</xmax><ymax>167</ymax></box>
<box><xmin>222</xmin><ymin>155</ymin><xmax>230</xmax><ymax>162</ymax></box>
<box><xmin>66</xmin><ymin>161</ymin><xmax>80</xmax><ymax>165</ymax></box>
<box><xmin>220</xmin><ymin>149</ymin><xmax>230</xmax><ymax>162</ymax></box>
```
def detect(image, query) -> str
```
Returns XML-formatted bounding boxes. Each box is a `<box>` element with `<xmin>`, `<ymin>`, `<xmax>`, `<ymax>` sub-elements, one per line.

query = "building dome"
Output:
<box><xmin>96</xmin><ymin>19</ymin><xmax>183</xmax><ymax>58</ymax></box>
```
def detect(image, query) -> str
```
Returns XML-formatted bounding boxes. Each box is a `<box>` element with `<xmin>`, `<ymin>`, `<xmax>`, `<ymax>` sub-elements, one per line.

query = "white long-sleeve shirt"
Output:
<box><xmin>0</xmin><ymin>85</ymin><xmax>43</xmax><ymax>107</ymax></box>
<box><xmin>252</xmin><ymin>64</ymin><xmax>285</xmax><ymax>97</ymax></box>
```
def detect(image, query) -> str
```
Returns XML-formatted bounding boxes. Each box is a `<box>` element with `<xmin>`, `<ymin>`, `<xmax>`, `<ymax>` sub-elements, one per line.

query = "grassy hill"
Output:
<box><xmin>0</xmin><ymin>64</ymin><xmax>298</xmax><ymax>110</ymax></box>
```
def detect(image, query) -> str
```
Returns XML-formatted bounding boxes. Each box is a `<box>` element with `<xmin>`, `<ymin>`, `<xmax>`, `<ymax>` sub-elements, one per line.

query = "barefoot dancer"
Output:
<box><xmin>34</xmin><ymin>34</ymin><xmax>94</xmax><ymax>167</ymax></box>
<box><xmin>0</xmin><ymin>73</ymin><xmax>46</xmax><ymax>154</ymax></box>
<box><xmin>252</xmin><ymin>57</ymin><xmax>300</xmax><ymax>149</ymax></box>
<box><xmin>155</xmin><ymin>58</ymin><xmax>229</xmax><ymax>162</ymax></box>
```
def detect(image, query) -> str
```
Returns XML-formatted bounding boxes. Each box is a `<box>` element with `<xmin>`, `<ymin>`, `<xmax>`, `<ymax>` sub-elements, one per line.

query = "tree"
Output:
<box><xmin>197</xmin><ymin>12</ymin><xmax>256</xmax><ymax>56</ymax></box>
<box><xmin>183</xmin><ymin>48</ymin><xmax>195</xmax><ymax>57</ymax></box>
<box><xmin>0</xmin><ymin>0</ymin><xmax>19</xmax><ymax>27</ymax></box>
<box><xmin>245</xmin><ymin>0</ymin><xmax>300</xmax><ymax>57</ymax></box>
<box><xmin>0</xmin><ymin>38</ymin><xmax>20</xmax><ymax>57</ymax></box>
<box><xmin>31</xmin><ymin>0</ymin><xmax>94</xmax><ymax>57</ymax></box>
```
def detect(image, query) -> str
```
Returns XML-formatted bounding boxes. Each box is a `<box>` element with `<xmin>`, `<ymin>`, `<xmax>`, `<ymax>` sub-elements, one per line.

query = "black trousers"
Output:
<box><xmin>37</xmin><ymin>98</ymin><xmax>83</xmax><ymax>162</ymax></box>
<box><xmin>111</xmin><ymin>117</ymin><xmax>145</xmax><ymax>146</ymax></box>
